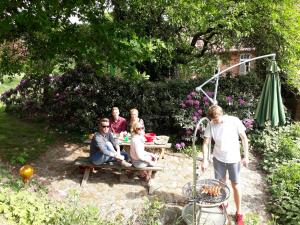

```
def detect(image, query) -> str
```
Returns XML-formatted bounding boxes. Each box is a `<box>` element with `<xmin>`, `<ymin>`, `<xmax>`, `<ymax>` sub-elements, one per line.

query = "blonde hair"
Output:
<box><xmin>130</xmin><ymin>108</ymin><xmax>138</xmax><ymax>115</ymax></box>
<box><xmin>208</xmin><ymin>105</ymin><xmax>223</xmax><ymax>119</ymax></box>
<box><xmin>131</xmin><ymin>121</ymin><xmax>143</xmax><ymax>134</ymax></box>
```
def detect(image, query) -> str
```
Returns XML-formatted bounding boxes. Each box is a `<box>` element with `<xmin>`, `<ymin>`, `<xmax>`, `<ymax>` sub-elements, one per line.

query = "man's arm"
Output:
<box><xmin>95</xmin><ymin>135</ymin><xmax>117</xmax><ymax>157</ymax></box>
<box><xmin>201</xmin><ymin>137</ymin><xmax>211</xmax><ymax>171</ymax></box>
<box><xmin>239</xmin><ymin>131</ymin><xmax>249</xmax><ymax>167</ymax></box>
<box><xmin>109</xmin><ymin>132</ymin><xmax>120</xmax><ymax>153</ymax></box>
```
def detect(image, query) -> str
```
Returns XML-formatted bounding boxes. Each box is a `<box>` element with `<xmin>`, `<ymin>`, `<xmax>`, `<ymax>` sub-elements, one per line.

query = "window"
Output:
<box><xmin>239</xmin><ymin>54</ymin><xmax>251</xmax><ymax>75</ymax></box>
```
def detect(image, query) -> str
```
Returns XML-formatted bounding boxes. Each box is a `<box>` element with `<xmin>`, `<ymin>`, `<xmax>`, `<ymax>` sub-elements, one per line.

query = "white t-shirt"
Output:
<box><xmin>204</xmin><ymin>115</ymin><xmax>245</xmax><ymax>163</ymax></box>
<box><xmin>130</xmin><ymin>134</ymin><xmax>147</xmax><ymax>161</ymax></box>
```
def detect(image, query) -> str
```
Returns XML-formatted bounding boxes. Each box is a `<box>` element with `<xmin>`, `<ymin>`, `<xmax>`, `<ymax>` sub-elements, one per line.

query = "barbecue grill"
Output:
<box><xmin>181</xmin><ymin>117</ymin><xmax>231</xmax><ymax>225</ymax></box>
<box><xmin>182</xmin><ymin>179</ymin><xmax>230</xmax><ymax>208</ymax></box>
<box><xmin>182</xmin><ymin>179</ymin><xmax>230</xmax><ymax>225</ymax></box>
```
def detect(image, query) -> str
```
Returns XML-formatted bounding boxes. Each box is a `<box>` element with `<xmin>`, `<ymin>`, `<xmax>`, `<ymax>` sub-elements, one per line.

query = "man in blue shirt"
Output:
<box><xmin>90</xmin><ymin>118</ymin><xmax>131</xmax><ymax>167</ymax></box>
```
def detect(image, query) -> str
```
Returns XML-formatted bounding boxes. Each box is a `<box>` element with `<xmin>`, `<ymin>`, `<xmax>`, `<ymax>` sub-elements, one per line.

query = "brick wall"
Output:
<box><xmin>220</xmin><ymin>51</ymin><xmax>256</xmax><ymax>76</ymax></box>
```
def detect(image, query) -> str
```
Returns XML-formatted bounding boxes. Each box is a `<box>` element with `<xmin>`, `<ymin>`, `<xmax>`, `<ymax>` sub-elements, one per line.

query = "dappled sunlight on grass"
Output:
<box><xmin>0</xmin><ymin>75</ymin><xmax>58</xmax><ymax>164</ymax></box>
<box><xmin>0</xmin><ymin>106</ymin><xmax>57</xmax><ymax>164</ymax></box>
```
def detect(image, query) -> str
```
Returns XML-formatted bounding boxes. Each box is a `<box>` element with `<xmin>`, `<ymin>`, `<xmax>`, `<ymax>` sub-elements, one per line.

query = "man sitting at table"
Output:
<box><xmin>90</xmin><ymin>118</ymin><xmax>131</xmax><ymax>167</ymax></box>
<box><xmin>109</xmin><ymin>107</ymin><xmax>127</xmax><ymax>135</ymax></box>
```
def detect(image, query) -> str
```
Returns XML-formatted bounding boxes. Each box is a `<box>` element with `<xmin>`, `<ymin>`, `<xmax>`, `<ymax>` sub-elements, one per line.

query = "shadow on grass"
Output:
<box><xmin>0</xmin><ymin>106</ymin><xmax>59</xmax><ymax>164</ymax></box>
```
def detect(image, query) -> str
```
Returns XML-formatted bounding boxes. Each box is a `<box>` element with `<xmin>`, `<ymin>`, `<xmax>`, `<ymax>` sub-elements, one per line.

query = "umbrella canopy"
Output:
<box><xmin>254</xmin><ymin>60</ymin><xmax>286</xmax><ymax>127</ymax></box>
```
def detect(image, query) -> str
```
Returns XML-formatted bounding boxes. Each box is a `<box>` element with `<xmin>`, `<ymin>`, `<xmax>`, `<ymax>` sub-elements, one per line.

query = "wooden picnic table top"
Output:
<box><xmin>84</xmin><ymin>136</ymin><xmax>171</xmax><ymax>149</ymax></box>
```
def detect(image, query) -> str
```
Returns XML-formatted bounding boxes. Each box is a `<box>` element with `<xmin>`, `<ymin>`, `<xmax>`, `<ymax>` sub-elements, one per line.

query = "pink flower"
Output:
<box><xmin>238</xmin><ymin>98</ymin><xmax>246</xmax><ymax>105</ymax></box>
<box><xmin>180</xmin><ymin>102</ymin><xmax>186</xmax><ymax>108</ymax></box>
<box><xmin>243</xmin><ymin>118</ymin><xmax>254</xmax><ymax>129</ymax></box>
<box><xmin>193</xmin><ymin>112</ymin><xmax>200</xmax><ymax>117</ymax></box>
<box><xmin>194</xmin><ymin>100</ymin><xmax>200</xmax><ymax>107</ymax></box>
<box><xmin>175</xmin><ymin>143</ymin><xmax>181</xmax><ymax>150</ymax></box>
<box><xmin>187</xmin><ymin>95</ymin><xmax>192</xmax><ymax>100</ymax></box>
<box><xmin>207</xmin><ymin>91</ymin><xmax>214</xmax><ymax>97</ymax></box>
<box><xmin>226</xmin><ymin>96</ymin><xmax>233</xmax><ymax>103</ymax></box>
<box><xmin>180</xmin><ymin>142</ymin><xmax>185</xmax><ymax>148</ymax></box>
<box><xmin>190</xmin><ymin>92</ymin><xmax>197</xmax><ymax>97</ymax></box>
<box><xmin>186</xmin><ymin>99</ymin><xmax>194</xmax><ymax>106</ymax></box>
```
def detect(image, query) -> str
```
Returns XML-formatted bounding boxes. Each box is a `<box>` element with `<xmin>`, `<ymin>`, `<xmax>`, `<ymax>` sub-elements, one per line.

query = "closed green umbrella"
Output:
<box><xmin>254</xmin><ymin>60</ymin><xmax>286</xmax><ymax>127</ymax></box>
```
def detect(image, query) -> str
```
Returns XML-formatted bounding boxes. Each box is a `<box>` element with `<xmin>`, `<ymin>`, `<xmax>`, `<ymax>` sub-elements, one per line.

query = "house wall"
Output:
<box><xmin>219</xmin><ymin>51</ymin><xmax>256</xmax><ymax>76</ymax></box>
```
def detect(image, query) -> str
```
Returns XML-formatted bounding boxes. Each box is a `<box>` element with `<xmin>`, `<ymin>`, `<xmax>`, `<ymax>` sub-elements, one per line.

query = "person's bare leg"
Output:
<box><xmin>231</xmin><ymin>181</ymin><xmax>242</xmax><ymax>213</ymax></box>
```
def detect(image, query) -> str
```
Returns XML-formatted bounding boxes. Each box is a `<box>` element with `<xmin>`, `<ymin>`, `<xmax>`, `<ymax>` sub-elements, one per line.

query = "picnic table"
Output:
<box><xmin>77</xmin><ymin>135</ymin><xmax>171</xmax><ymax>193</ymax></box>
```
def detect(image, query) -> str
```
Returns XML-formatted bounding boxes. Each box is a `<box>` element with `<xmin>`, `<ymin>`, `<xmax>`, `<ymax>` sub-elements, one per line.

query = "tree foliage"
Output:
<box><xmin>0</xmin><ymin>0</ymin><xmax>299</xmax><ymax>90</ymax></box>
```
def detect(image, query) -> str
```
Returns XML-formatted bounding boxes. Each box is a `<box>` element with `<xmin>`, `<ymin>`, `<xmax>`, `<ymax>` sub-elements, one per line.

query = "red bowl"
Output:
<box><xmin>144</xmin><ymin>133</ymin><xmax>156</xmax><ymax>142</ymax></box>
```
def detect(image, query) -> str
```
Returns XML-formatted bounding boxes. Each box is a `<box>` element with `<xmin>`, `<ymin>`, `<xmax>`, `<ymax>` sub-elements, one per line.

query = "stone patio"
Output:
<box><xmin>32</xmin><ymin>142</ymin><xmax>270</xmax><ymax>224</ymax></box>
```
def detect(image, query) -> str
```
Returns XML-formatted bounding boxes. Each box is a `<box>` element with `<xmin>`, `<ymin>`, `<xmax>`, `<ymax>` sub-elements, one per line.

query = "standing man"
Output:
<box><xmin>90</xmin><ymin>118</ymin><xmax>131</xmax><ymax>167</ymax></box>
<box><xmin>201</xmin><ymin>105</ymin><xmax>249</xmax><ymax>225</ymax></box>
<box><xmin>109</xmin><ymin>107</ymin><xmax>127</xmax><ymax>134</ymax></box>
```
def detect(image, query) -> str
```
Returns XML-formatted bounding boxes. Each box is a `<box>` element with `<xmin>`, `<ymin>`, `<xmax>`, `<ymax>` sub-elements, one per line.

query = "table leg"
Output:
<box><xmin>159</xmin><ymin>148</ymin><xmax>165</xmax><ymax>160</ymax></box>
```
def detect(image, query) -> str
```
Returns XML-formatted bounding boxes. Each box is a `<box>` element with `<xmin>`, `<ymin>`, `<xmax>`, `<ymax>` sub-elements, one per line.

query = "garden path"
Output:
<box><xmin>32</xmin><ymin>142</ymin><xmax>270</xmax><ymax>224</ymax></box>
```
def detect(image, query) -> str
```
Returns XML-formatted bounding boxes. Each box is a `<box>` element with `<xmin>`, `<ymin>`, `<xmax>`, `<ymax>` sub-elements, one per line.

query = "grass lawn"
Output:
<box><xmin>0</xmin><ymin>106</ymin><xmax>58</xmax><ymax>164</ymax></box>
<box><xmin>0</xmin><ymin>75</ymin><xmax>58</xmax><ymax>164</ymax></box>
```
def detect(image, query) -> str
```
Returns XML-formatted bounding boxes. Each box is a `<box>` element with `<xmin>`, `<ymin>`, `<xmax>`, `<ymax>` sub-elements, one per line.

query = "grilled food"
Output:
<box><xmin>201</xmin><ymin>185</ymin><xmax>222</xmax><ymax>196</ymax></box>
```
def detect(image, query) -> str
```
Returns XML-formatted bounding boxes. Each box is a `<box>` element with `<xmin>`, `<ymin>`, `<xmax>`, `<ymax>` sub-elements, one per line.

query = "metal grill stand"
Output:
<box><xmin>181</xmin><ymin>117</ymin><xmax>230</xmax><ymax>225</ymax></box>
<box><xmin>182</xmin><ymin>179</ymin><xmax>230</xmax><ymax>225</ymax></box>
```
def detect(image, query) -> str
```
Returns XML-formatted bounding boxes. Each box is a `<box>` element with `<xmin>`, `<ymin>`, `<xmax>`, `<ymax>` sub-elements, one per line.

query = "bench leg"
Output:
<box><xmin>81</xmin><ymin>167</ymin><xmax>91</xmax><ymax>186</ymax></box>
<box><xmin>151</xmin><ymin>171</ymin><xmax>157</xmax><ymax>179</ymax></box>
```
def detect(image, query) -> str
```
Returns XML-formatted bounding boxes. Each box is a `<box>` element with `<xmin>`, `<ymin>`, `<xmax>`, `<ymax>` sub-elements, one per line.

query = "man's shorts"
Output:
<box><xmin>213</xmin><ymin>157</ymin><xmax>241</xmax><ymax>183</ymax></box>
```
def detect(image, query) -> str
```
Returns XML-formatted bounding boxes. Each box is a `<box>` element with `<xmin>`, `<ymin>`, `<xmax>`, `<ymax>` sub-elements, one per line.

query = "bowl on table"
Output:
<box><xmin>144</xmin><ymin>133</ymin><xmax>156</xmax><ymax>142</ymax></box>
<box><xmin>154</xmin><ymin>135</ymin><xmax>170</xmax><ymax>145</ymax></box>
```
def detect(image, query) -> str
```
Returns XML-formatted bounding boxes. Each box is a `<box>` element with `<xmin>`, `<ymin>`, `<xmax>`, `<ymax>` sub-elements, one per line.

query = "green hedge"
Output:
<box><xmin>1</xmin><ymin>65</ymin><xmax>263</xmax><ymax>136</ymax></box>
<box><xmin>268</xmin><ymin>162</ymin><xmax>300</xmax><ymax>225</ymax></box>
<box><xmin>0</xmin><ymin>187</ymin><xmax>116</xmax><ymax>225</ymax></box>
<box><xmin>250</xmin><ymin>122</ymin><xmax>300</xmax><ymax>173</ymax></box>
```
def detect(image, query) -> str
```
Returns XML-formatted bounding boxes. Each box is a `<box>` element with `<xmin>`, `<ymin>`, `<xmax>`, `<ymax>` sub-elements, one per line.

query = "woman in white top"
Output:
<box><xmin>130</xmin><ymin>121</ymin><xmax>157</xmax><ymax>181</ymax></box>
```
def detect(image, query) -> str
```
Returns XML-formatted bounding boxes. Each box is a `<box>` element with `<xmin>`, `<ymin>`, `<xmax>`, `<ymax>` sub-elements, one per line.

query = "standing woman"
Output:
<box><xmin>128</xmin><ymin>108</ymin><xmax>145</xmax><ymax>133</ymax></box>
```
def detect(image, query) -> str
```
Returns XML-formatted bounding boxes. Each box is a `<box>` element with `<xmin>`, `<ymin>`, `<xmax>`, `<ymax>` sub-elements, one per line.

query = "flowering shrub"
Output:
<box><xmin>1</xmin><ymin>65</ymin><xmax>200</xmax><ymax>134</ymax></box>
<box><xmin>175</xmin><ymin>142</ymin><xmax>186</xmax><ymax>150</ymax></box>
<box><xmin>1</xmin><ymin>68</ymin><xmax>264</xmax><ymax>143</ymax></box>
<box><xmin>174</xmin><ymin>73</ymin><xmax>263</xmax><ymax>142</ymax></box>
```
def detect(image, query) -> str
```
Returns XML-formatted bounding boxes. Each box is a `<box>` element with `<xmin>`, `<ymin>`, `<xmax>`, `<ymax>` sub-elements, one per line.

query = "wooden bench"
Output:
<box><xmin>75</xmin><ymin>157</ymin><xmax>163</xmax><ymax>194</ymax></box>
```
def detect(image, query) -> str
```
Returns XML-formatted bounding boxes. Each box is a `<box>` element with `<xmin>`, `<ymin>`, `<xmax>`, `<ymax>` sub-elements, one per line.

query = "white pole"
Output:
<box><xmin>195</xmin><ymin>53</ymin><xmax>276</xmax><ymax>104</ymax></box>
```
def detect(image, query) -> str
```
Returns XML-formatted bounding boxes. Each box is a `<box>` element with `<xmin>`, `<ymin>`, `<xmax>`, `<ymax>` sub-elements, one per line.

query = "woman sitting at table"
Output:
<box><xmin>128</xmin><ymin>108</ymin><xmax>145</xmax><ymax>134</ymax></box>
<box><xmin>130</xmin><ymin>121</ymin><xmax>157</xmax><ymax>181</ymax></box>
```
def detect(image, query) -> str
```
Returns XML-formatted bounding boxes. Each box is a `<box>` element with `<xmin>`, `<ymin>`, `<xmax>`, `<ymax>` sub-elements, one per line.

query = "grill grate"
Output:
<box><xmin>182</xmin><ymin>179</ymin><xmax>230</xmax><ymax>207</ymax></box>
